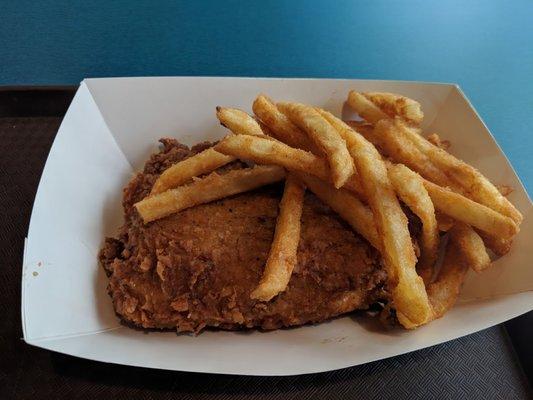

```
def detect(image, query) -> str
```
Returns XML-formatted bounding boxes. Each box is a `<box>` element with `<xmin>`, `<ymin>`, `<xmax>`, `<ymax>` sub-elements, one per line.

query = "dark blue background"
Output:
<box><xmin>1</xmin><ymin>0</ymin><xmax>532</xmax><ymax>191</ymax></box>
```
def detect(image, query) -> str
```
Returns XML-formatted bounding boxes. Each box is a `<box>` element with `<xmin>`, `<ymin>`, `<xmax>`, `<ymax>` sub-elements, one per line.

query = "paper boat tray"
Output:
<box><xmin>22</xmin><ymin>77</ymin><xmax>532</xmax><ymax>375</ymax></box>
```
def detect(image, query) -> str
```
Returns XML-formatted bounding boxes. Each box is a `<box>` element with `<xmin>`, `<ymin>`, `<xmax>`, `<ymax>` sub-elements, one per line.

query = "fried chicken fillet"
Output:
<box><xmin>99</xmin><ymin>139</ymin><xmax>389</xmax><ymax>333</ymax></box>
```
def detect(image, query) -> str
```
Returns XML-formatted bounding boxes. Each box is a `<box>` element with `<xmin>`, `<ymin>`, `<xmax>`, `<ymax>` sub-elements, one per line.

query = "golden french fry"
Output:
<box><xmin>215</xmin><ymin>134</ymin><xmax>365</xmax><ymax>198</ymax></box>
<box><xmin>317</xmin><ymin>109</ymin><xmax>433</xmax><ymax>328</ymax></box>
<box><xmin>496</xmin><ymin>184</ymin><xmax>514</xmax><ymax>197</ymax></box>
<box><xmin>427</xmin><ymin>233</ymin><xmax>469</xmax><ymax>319</ymax></box>
<box><xmin>426</xmin><ymin>133</ymin><xmax>451</xmax><ymax>150</ymax></box>
<box><xmin>362</xmin><ymin>92</ymin><xmax>424</xmax><ymax>126</ymax></box>
<box><xmin>296</xmin><ymin>172</ymin><xmax>381</xmax><ymax>251</ymax></box>
<box><xmin>478</xmin><ymin>232</ymin><xmax>512</xmax><ymax>257</ymax></box>
<box><xmin>277</xmin><ymin>102</ymin><xmax>355</xmax><ymax>188</ymax></box>
<box><xmin>449</xmin><ymin>222</ymin><xmax>491</xmax><ymax>272</ymax></box>
<box><xmin>251</xmin><ymin>174</ymin><xmax>305</xmax><ymax>301</ymax></box>
<box><xmin>215</xmin><ymin>107</ymin><xmax>265</xmax><ymax>137</ymax></box>
<box><xmin>151</xmin><ymin>106</ymin><xmax>274</xmax><ymax>196</ymax></box>
<box><xmin>252</xmin><ymin>95</ymin><xmax>320</xmax><ymax>153</ymax></box>
<box><xmin>395</xmin><ymin>119</ymin><xmax>523</xmax><ymax>224</ymax></box>
<box><xmin>436</xmin><ymin>212</ymin><xmax>455</xmax><ymax>232</ymax></box>
<box><xmin>151</xmin><ymin>148</ymin><xmax>235</xmax><ymax>195</ymax></box>
<box><xmin>388</xmin><ymin>163</ymin><xmax>439</xmax><ymax>285</ymax></box>
<box><xmin>372</xmin><ymin>119</ymin><xmax>454</xmax><ymax>189</ymax></box>
<box><xmin>423</xmin><ymin>180</ymin><xmax>518</xmax><ymax>240</ymax></box>
<box><xmin>135</xmin><ymin>165</ymin><xmax>285</xmax><ymax>223</ymax></box>
<box><xmin>344</xmin><ymin>121</ymin><xmax>376</xmax><ymax>142</ymax></box>
<box><xmin>347</xmin><ymin>91</ymin><xmax>389</xmax><ymax>124</ymax></box>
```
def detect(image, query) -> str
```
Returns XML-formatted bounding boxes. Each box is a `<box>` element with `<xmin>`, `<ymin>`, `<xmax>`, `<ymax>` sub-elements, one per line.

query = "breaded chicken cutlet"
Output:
<box><xmin>99</xmin><ymin>139</ymin><xmax>390</xmax><ymax>333</ymax></box>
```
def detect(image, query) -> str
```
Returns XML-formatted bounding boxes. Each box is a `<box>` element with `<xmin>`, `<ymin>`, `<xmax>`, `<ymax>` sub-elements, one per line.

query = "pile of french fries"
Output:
<box><xmin>134</xmin><ymin>91</ymin><xmax>522</xmax><ymax>329</ymax></box>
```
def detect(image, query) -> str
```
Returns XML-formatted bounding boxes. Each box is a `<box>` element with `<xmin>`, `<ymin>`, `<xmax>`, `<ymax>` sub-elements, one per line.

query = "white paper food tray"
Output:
<box><xmin>22</xmin><ymin>77</ymin><xmax>533</xmax><ymax>376</ymax></box>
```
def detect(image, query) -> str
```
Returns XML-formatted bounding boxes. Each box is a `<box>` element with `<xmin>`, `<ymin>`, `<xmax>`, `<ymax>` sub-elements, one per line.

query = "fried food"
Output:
<box><xmin>153</xmin><ymin>102</ymin><xmax>297</xmax><ymax>195</ymax></box>
<box><xmin>101</xmin><ymin>88</ymin><xmax>523</xmax><ymax>334</ymax></box>
<box><xmin>388</xmin><ymin>163</ymin><xmax>439</xmax><ymax>284</ymax></box>
<box><xmin>426</xmin><ymin>133</ymin><xmax>451</xmax><ymax>150</ymax></box>
<box><xmin>251</xmin><ymin>174</ymin><xmax>305</xmax><ymax>301</ymax></box>
<box><xmin>479</xmin><ymin>233</ymin><xmax>513</xmax><ymax>257</ymax></box>
<box><xmin>449</xmin><ymin>222</ymin><xmax>491</xmax><ymax>272</ymax></box>
<box><xmin>347</xmin><ymin>91</ymin><xmax>389</xmax><ymax>124</ymax></box>
<box><xmin>427</xmin><ymin>231</ymin><xmax>469</xmax><ymax>319</ymax></box>
<box><xmin>252</xmin><ymin>95</ymin><xmax>320</xmax><ymax>153</ymax></box>
<box><xmin>317</xmin><ymin>109</ymin><xmax>433</xmax><ymax>328</ymax></box>
<box><xmin>216</xmin><ymin>134</ymin><xmax>365</xmax><ymax>197</ymax></box>
<box><xmin>277</xmin><ymin>102</ymin><xmax>355</xmax><ymax>188</ymax></box>
<box><xmin>423</xmin><ymin>180</ymin><xmax>518</xmax><ymax>239</ymax></box>
<box><xmin>370</xmin><ymin>119</ymin><xmax>454</xmax><ymax>189</ymax></box>
<box><xmin>100</xmin><ymin>140</ymin><xmax>388</xmax><ymax>332</ymax></box>
<box><xmin>361</xmin><ymin>92</ymin><xmax>424</xmax><ymax>126</ymax></box>
<box><xmin>297</xmin><ymin>173</ymin><xmax>381</xmax><ymax>251</ymax></box>
<box><xmin>135</xmin><ymin>165</ymin><xmax>285</xmax><ymax>223</ymax></box>
<box><xmin>215</xmin><ymin>107</ymin><xmax>266</xmax><ymax>137</ymax></box>
<box><xmin>151</xmin><ymin>148</ymin><xmax>234</xmax><ymax>195</ymax></box>
<box><xmin>394</xmin><ymin>119</ymin><xmax>523</xmax><ymax>224</ymax></box>
<box><xmin>436</xmin><ymin>212</ymin><xmax>455</xmax><ymax>232</ymax></box>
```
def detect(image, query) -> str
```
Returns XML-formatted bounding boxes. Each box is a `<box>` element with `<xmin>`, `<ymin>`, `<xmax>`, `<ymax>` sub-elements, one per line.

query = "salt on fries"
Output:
<box><xmin>133</xmin><ymin>89</ymin><xmax>522</xmax><ymax>330</ymax></box>
<box><xmin>135</xmin><ymin>165</ymin><xmax>285</xmax><ymax>223</ymax></box>
<box><xmin>251</xmin><ymin>174</ymin><xmax>305</xmax><ymax>301</ymax></box>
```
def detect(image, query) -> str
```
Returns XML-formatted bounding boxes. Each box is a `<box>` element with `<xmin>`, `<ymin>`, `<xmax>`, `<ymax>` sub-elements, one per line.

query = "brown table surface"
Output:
<box><xmin>1</xmin><ymin>87</ymin><xmax>532</xmax><ymax>400</ymax></box>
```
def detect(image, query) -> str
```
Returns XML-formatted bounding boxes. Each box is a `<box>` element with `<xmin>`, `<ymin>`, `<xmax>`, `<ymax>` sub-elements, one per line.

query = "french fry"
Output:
<box><xmin>436</xmin><ymin>212</ymin><xmax>455</xmax><ymax>232</ymax></box>
<box><xmin>423</xmin><ymin>180</ymin><xmax>518</xmax><ymax>240</ymax></box>
<box><xmin>347</xmin><ymin>91</ymin><xmax>389</xmax><ymax>124</ymax></box>
<box><xmin>427</xmin><ymin>234</ymin><xmax>469</xmax><ymax>319</ymax></box>
<box><xmin>362</xmin><ymin>92</ymin><xmax>424</xmax><ymax>126</ymax></box>
<box><xmin>215</xmin><ymin>107</ymin><xmax>265</xmax><ymax>137</ymax></box>
<box><xmin>277</xmin><ymin>102</ymin><xmax>355</xmax><ymax>188</ymax></box>
<box><xmin>151</xmin><ymin>107</ymin><xmax>268</xmax><ymax>195</ymax></box>
<box><xmin>371</xmin><ymin>119</ymin><xmax>455</xmax><ymax>189</ymax></box>
<box><xmin>317</xmin><ymin>109</ymin><xmax>433</xmax><ymax>328</ymax></box>
<box><xmin>297</xmin><ymin>173</ymin><xmax>381</xmax><ymax>251</ymax></box>
<box><xmin>388</xmin><ymin>163</ymin><xmax>439</xmax><ymax>285</ymax></box>
<box><xmin>478</xmin><ymin>232</ymin><xmax>512</xmax><ymax>257</ymax></box>
<box><xmin>344</xmin><ymin>121</ymin><xmax>376</xmax><ymax>142</ymax></box>
<box><xmin>395</xmin><ymin>119</ymin><xmax>523</xmax><ymax>224</ymax></box>
<box><xmin>496</xmin><ymin>184</ymin><xmax>514</xmax><ymax>197</ymax></box>
<box><xmin>252</xmin><ymin>95</ymin><xmax>320</xmax><ymax>153</ymax></box>
<box><xmin>215</xmin><ymin>134</ymin><xmax>365</xmax><ymax>197</ymax></box>
<box><xmin>151</xmin><ymin>148</ymin><xmax>235</xmax><ymax>195</ymax></box>
<box><xmin>426</xmin><ymin>133</ymin><xmax>450</xmax><ymax>150</ymax></box>
<box><xmin>135</xmin><ymin>165</ymin><xmax>285</xmax><ymax>223</ymax></box>
<box><xmin>251</xmin><ymin>174</ymin><xmax>305</xmax><ymax>301</ymax></box>
<box><xmin>449</xmin><ymin>222</ymin><xmax>491</xmax><ymax>272</ymax></box>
